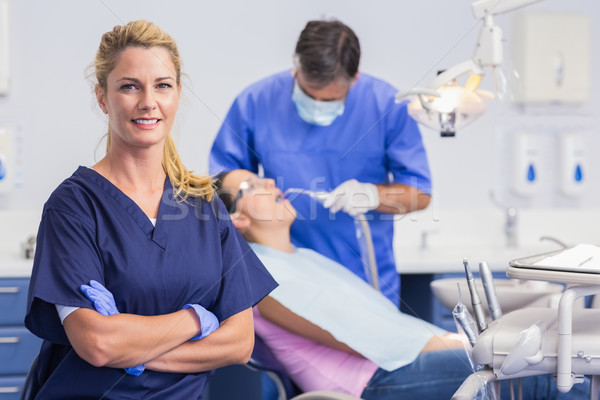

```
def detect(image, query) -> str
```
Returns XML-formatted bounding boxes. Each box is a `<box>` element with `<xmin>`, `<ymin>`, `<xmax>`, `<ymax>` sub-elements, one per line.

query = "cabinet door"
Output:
<box><xmin>0</xmin><ymin>327</ymin><xmax>41</xmax><ymax>375</ymax></box>
<box><xmin>0</xmin><ymin>376</ymin><xmax>24</xmax><ymax>400</ymax></box>
<box><xmin>0</xmin><ymin>279</ymin><xmax>29</xmax><ymax>325</ymax></box>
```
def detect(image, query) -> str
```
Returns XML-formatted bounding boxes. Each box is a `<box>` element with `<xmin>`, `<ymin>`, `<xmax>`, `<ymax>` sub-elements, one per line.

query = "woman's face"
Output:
<box><xmin>225</xmin><ymin>170</ymin><xmax>296</xmax><ymax>223</ymax></box>
<box><xmin>96</xmin><ymin>46</ymin><xmax>181</xmax><ymax>151</ymax></box>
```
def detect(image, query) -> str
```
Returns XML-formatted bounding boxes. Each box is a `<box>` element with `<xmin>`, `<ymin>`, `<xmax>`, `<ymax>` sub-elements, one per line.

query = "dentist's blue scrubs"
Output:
<box><xmin>210</xmin><ymin>70</ymin><xmax>430</xmax><ymax>305</ymax></box>
<box><xmin>25</xmin><ymin>166</ymin><xmax>277</xmax><ymax>399</ymax></box>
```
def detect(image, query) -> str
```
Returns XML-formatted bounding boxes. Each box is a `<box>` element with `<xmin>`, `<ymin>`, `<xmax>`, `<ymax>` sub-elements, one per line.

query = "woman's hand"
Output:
<box><xmin>80</xmin><ymin>280</ymin><xmax>145</xmax><ymax>375</ymax></box>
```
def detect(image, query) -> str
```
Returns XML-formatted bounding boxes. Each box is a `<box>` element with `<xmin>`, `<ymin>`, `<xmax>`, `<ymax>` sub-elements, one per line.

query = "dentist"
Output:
<box><xmin>210</xmin><ymin>19</ymin><xmax>431</xmax><ymax>305</ymax></box>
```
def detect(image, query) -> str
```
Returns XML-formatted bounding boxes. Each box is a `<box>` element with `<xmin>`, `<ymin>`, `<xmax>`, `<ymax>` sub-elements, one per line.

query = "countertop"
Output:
<box><xmin>0</xmin><ymin>210</ymin><xmax>40</xmax><ymax>278</ymax></box>
<box><xmin>1</xmin><ymin>208</ymin><xmax>599</xmax><ymax>277</ymax></box>
<box><xmin>394</xmin><ymin>208</ymin><xmax>600</xmax><ymax>274</ymax></box>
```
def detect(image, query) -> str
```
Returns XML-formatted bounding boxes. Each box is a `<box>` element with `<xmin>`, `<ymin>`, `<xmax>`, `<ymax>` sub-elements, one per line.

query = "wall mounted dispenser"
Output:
<box><xmin>511</xmin><ymin>131</ymin><xmax>541</xmax><ymax>197</ymax></box>
<box><xmin>558</xmin><ymin>132</ymin><xmax>586</xmax><ymax>197</ymax></box>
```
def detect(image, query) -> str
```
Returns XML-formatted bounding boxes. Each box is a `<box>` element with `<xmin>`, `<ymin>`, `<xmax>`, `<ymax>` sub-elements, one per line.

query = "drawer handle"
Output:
<box><xmin>0</xmin><ymin>386</ymin><xmax>20</xmax><ymax>393</ymax></box>
<box><xmin>0</xmin><ymin>336</ymin><xmax>20</xmax><ymax>344</ymax></box>
<box><xmin>0</xmin><ymin>286</ymin><xmax>20</xmax><ymax>294</ymax></box>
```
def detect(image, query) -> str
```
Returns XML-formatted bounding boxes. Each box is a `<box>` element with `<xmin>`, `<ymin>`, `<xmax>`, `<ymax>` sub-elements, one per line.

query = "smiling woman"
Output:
<box><xmin>23</xmin><ymin>20</ymin><xmax>277</xmax><ymax>399</ymax></box>
<box><xmin>96</xmin><ymin>46</ymin><xmax>180</xmax><ymax>159</ymax></box>
<box><xmin>92</xmin><ymin>20</ymin><xmax>206</xmax><ymax>203</ymax></box>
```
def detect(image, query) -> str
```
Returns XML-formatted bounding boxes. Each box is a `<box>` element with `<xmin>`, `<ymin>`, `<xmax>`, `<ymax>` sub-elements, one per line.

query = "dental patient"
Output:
<box><xmin>216</xmin><ymin>169</ymin><xmax>591</xmax><ymax>400</ymax></box>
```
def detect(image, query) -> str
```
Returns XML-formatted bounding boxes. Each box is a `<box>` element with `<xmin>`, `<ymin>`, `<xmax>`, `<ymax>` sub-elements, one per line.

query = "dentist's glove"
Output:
<box><xmin>322</xmin><ymin>179</ymin><xmax>379</xmax><ymax>216</ymax></box>
<box><xmin>182</xmin><ymin>304</ymin><xmax>220</xmax><ymax>340</ymax></box>
<box><xmin>80</xmin><ymin>280</ymin><xmax>145</xmax><ymax>376</ymax></box>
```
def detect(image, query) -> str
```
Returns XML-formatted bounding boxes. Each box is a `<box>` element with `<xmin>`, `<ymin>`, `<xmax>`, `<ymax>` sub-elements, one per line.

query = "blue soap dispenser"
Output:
<box><xmin>512</xmin><ymin>131</ymin><xmax>541</xmax><ymax>197</ymax></box>
<box><xmin>558</xmin><ymin>132</ymin><xmax>586</xmax><ymax>197</ymax></box>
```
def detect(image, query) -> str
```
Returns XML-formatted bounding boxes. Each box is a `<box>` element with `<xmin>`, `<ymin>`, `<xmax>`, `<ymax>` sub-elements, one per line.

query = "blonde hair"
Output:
<box><xmin>95</xmin><ymin>20</ymin><xmax>213</xmax><ymax>201</ymax></box>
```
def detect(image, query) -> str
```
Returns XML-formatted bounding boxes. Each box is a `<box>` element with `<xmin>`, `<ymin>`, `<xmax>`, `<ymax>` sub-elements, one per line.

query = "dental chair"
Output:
<box><xmin>452</xmin><ymin>248</ymin><xmax>600</xmax><ymax>400</ymax></box>
<box><xmin>19</xmin><ymin>338</ymin><xmax>361</xmax><ymax>400</ymax></box>
<box><xmin>247</xmin><ymin>333</ymin><xmax>299</xmax><ymax>399</ymax></box>
<box><xmin>247</xmin><ymin>334</ymin><xmax>364</xmax><ymax>400</ymax></box>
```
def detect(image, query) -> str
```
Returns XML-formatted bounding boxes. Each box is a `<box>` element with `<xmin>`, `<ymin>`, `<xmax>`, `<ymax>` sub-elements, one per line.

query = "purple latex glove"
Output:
<box><xmin>182</xmin><ymin>304</ymin><xmax>219</xmax><ymax>340</ymax></box>
<box><xmin>80</xmin><ymin>280</ymin><xmax>145</xmax><ymax>376</ymax></box>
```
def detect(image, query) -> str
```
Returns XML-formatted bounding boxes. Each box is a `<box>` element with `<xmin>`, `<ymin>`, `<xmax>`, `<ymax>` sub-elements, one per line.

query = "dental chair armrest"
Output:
<box><xmin>451</xmin><ymin>370</ymin><xmax>497</xmax><ymax>400</ymax></box>
<box><xmin>291</xmin><ymin>391</ymin><xmax>364</xmax><ymax>400</ymax></box>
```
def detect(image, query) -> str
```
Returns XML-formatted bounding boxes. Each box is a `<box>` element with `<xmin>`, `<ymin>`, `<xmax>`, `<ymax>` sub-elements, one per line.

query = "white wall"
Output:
<box><xmin>0</xmin><ymin>0</ymin><xmax>598</xmax><ymax>214</ymax></box>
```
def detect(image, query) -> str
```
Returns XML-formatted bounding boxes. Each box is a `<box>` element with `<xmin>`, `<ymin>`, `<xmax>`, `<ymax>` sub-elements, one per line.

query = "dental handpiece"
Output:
<box><xmin>283</xmin><ymin>188</ymin><xmax>329</xmax><ymax>203</ymax></box>
<box><xmin>463</xmin><ymin>258</ymin><xmax>487</xmax><ymax>333</ymax></box>
<box><xmin>453</xmin><ymin>283</ymin><xmax>479</xmax><ymax>347</ymax></box>
<box><xmin>479</xmin><ymin>261</ymin><xmax>502</xmax><ymax>321</ymax></box>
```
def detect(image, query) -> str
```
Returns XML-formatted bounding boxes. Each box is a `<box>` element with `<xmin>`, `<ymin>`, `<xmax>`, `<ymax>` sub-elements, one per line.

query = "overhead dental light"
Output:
<box><xmin>396</xmin><ymin>0</ymin><xmax>543</xmax><ymax>137</ymax></box>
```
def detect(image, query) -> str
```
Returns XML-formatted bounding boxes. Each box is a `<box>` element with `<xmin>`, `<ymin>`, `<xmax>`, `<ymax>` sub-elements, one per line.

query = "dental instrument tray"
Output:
<box><xmin>507</xmin><ymin>244</ymin><xmax>600</xmax><ymax>285</ymax></box>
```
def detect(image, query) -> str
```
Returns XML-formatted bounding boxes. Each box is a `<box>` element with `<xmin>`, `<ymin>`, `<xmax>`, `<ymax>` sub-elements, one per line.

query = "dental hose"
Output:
<box><xmin>283</xmin><ymin>188</ymin><xmax>380</xmax><ymax>291</ymax></box>
<box><xmin>354</xmin><ymin>215</ymin><xmax>379</xmax><ymax>291</ymax></box>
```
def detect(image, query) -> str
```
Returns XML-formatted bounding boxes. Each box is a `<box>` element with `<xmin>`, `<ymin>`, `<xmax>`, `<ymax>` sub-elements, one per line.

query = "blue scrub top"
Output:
<box><xmin>25</xmin><ymin>166</ymin><xmax>277</xmax><ymax>399</ymax></box>
<box><xmin>209</xmin><ymin>70</ymin><xmax>431</xmax><ymax>304</ymax></box>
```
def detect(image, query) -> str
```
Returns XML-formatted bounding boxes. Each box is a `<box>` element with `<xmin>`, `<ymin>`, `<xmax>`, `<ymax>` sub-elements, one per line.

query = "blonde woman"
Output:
<box><xmin>25</xmin><ymin>20</ymin><xmax>276</xmax><ymax>399</ymax></box>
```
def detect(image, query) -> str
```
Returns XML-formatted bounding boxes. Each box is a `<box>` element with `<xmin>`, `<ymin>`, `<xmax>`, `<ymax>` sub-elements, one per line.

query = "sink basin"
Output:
<box><xmin>394</xmin><ymin>207</ymin><xmax>600</xmax><ymax>274</ymax></box>
<box><xmin>395</xmin><ymin>244</ymin><xmax>559</xmax><ymax>274</ymax></box>
<box><xmin>430</xmin><ymin>278</ymin><xmax>565</xmax><ymax>317</ymax></box>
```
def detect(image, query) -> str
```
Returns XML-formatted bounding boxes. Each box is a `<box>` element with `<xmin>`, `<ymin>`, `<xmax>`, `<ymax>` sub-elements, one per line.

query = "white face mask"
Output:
<box><xmin>292</xmin><ymin>81</ymin><xmax>345</xmax><ymax>126</ymax></box>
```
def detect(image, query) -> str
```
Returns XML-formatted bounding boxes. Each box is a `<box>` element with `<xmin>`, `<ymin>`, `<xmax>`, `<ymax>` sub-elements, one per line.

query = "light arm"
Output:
<box><xmin>426</xmin><ymin>59</ymin><xmax>484</xmax><ymax>91</ymax></box>
<box><xmin>397</xmin><ymin>0</ymin><xmax>544</xmax><ymax>137</ymax></box>
<box><xmin>471</xmin><ymin>0</ymin><xmax>544</xmax><ymax>19</ymax></box>
<box><xmin>427</xmin><ymin>0</ymin><xmax>545</xmax><ymax>90</ymax></box>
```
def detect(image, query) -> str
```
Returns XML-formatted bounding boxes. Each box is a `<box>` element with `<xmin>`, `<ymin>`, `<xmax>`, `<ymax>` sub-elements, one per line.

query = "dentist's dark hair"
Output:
<box><xmin>294</xmin><ymin>20</ymin><xmax>360</xmax><ymax>86</ymax></box>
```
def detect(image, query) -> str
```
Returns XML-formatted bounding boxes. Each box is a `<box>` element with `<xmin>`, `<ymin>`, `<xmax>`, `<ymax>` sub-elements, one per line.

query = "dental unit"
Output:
<box><xmin>452</xmin><ymin>283</ymin><xmax>479</xmax><ymax>348</ymax></box>
<box><xmin>453</xmin><ymin>245</ymin><xmax>600</xmax><ymax>400</ymax></box>
<box><xmin>463</xmin><ymin>258</ymin><xmax>487</xmax><ymax>333</ymax></box>
<box><xmin>479</xmin><ymin>261</ymin><xmax>502</xmax><ymax>321</ymax></box>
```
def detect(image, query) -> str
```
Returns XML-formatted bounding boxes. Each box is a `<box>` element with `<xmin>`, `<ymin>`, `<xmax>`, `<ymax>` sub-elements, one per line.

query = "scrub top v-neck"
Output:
<box><xmin>25</xmin><ymin>166</ymin><xmax>277</xmax><ymax>399</ymax></box>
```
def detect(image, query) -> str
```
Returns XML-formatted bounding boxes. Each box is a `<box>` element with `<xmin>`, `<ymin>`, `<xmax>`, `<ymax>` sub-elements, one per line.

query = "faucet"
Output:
<box><xmin>420</xmin><ymin>231</ymin><xmax>429</xmax><ymax>251</ymax></box>
<box><xmin>504</xmin><ymin>207</ymin><xmax>518</xmax><ymax>248</ymax></box>
<box><xmin>539</xmin><ymin>236</ymin><xmax>569</xmax><ymax>249</ymax></box>
<box><xmin>21</xmin><ymin>235</ymin><xmax>37</xmax><ymax>259</ymax></box>
<box><xmin>490</xmin><ymin>191</ymin><xmax>519</xmax><ymax>248</ymax></box>
<box><xmin>420</xmin><ymin>229</ymin><xmax>439</xmax><ymax>251</ymax></box>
